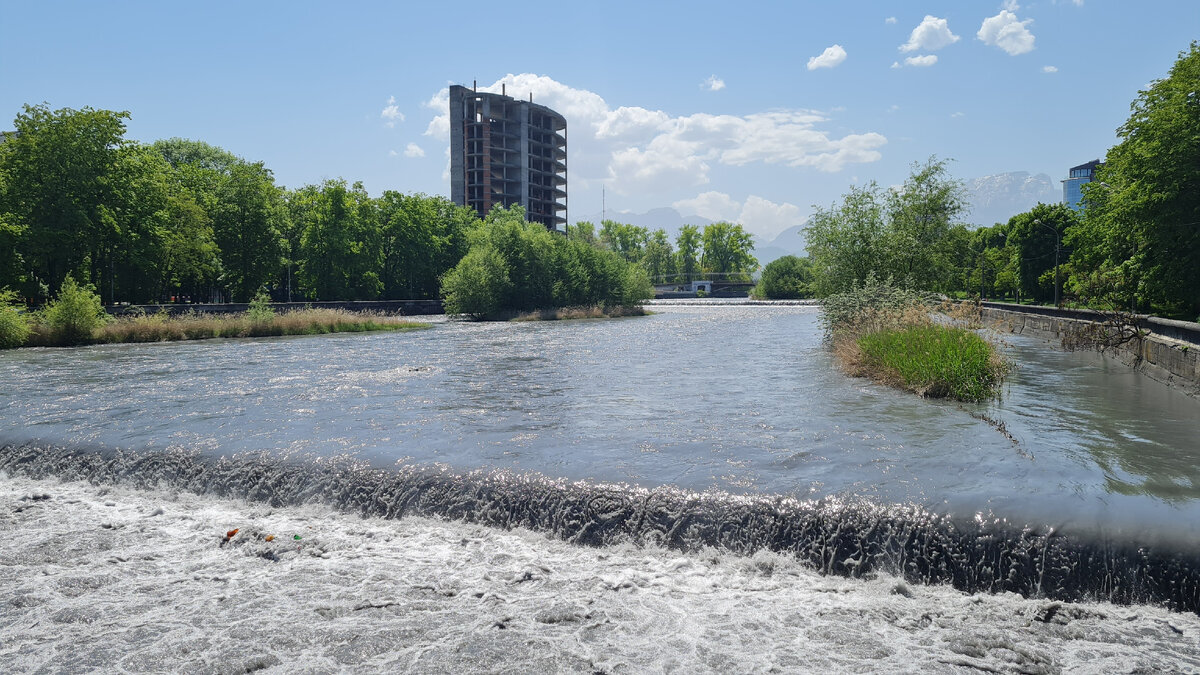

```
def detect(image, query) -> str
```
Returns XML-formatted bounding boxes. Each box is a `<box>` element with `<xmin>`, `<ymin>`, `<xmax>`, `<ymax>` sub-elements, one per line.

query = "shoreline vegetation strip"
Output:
<box><xmin>26</xmin><ymin>308</ymin><xmax>429</xmax><ymax>348</ymax></box>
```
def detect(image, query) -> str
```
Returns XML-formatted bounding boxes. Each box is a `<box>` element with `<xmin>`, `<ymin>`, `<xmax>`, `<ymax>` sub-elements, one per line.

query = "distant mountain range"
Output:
<box><xmin>964</xmin><ymin>171</ymin><xmax>1061</xmax><ymax>227</ymax></box>
<box><xmin>575</xmin><ymin>171</ymin><xmax>1064</xmax><ymax>268</ymax></box>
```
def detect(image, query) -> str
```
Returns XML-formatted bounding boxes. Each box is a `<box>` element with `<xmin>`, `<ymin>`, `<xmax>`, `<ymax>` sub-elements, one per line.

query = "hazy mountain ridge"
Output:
<box><xmin>964</xmin><ymin>171</ymin><xmax>1060</xmax><ymax>227</ymax></box>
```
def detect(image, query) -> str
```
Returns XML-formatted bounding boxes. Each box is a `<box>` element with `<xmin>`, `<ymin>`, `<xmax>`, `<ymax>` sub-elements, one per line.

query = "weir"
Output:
<box><xmin>3</xmin><ymin>444</ymin><xmax>1198</xmax><ymax>614</ymax></box>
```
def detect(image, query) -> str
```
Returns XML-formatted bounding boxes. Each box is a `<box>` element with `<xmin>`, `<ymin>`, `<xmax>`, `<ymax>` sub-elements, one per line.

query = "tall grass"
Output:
<box><xmin>510</xmin><ymin>305</ymin><xmax>647</xmax><ymax>322</ymax></box>
<box><xmin>16</xmin><ymin>308</ymin><xmax>427</xmax><ymax>347</ymax></box>
<box><xmin>822</xmin><ymin>278</ymin><xmax>1009</xmax><ymax>402</ymax></box>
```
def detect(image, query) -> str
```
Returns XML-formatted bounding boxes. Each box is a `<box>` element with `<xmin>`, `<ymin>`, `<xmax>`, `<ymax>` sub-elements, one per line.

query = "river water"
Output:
<box><xmin>2</xmin><ymin>304</ymin><xmax>1199</xmax><ymax>613</ymax></box>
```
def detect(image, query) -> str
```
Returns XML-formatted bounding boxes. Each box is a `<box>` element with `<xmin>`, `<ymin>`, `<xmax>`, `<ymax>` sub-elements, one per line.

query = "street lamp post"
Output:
<box><xmin>1034</xmin><ymin>218</ymin><xmax>1061</xmax><ymax>307</ymax></box>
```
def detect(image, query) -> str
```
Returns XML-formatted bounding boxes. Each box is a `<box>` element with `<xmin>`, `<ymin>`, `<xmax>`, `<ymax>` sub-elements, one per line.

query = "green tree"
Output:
<box><xmin>1006</xmin><ymin>203</ymin><xmax>1077</xmax><ymax>304</ymax></box>
<box><xmin>882</xmin><ymin>157</ymin><xmax>968</xmax><ymax>291</ymax></box>
<box><xmin>210</xmin><ymin>161</ymin><xmax>285</xmax><ymax>301</ymax></box>
<box><xmin>675</xmin><ymin>225</ymin><xmax>701</xmax><ymax>284</ymax></box>
<box><xmin>641</xmin><ymin>229</ymin><xmax>676</xmax><ymax>284</ymax></box>
<box><xmin>297</xmin><ymin>179</ymin><xmax>381</xmax><ymax>300</ymax></box>
<box><xmin>753</xmin><ymin>255</ymin><xmax>815</xmax><ymax>299</ymax></box>
<box><xmin>567</xmin><ymin>221</ymin><xmax>598</xmax><ymax>246</ymax></box>
<box><xmin>1072</xmin><ymin>41</ymin><xmax>1200</xmax><ymax>316</ymax></box>
<box><xmin>0</xmin><ymin>104</ymin><xmax>130</xmax><ymax>301</ymax></box>
<box><xmin>599</xmin><ymin>220</ymin><xmax>649</xmax><ymax>263</ymax></box>
<box><xmin>701</xmin><ymin>222</ymin><xmax>757</xmax><ymax>281</ymax></box>
<box><xmin>804</xmin><ymin>182</ymin><xmax>887</xmax><ymax>296</ymax></box>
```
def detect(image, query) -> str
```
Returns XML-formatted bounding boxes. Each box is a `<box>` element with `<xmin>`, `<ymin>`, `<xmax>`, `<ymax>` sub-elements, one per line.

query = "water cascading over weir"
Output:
<box><xmin>3</xmin><ymin>444</ymin><xmax>1197</xmax><ymax>614</ymax></box>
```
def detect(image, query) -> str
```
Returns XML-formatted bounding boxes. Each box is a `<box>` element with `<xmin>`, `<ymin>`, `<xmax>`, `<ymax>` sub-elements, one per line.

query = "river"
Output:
<box><xmin>2</xmin><ymin>304</ymin><xmax>1199</xmax><ymax>669</ymax></box>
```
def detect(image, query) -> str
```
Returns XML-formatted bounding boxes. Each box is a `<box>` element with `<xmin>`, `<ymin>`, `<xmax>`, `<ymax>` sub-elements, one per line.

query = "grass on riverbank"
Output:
<box><xmin>509</xmin><ymin>305</ymin><xmax>647</xmax><ymax>322</ymax></box>
<box><xmin>22</xmin><ymin>308</ymin><xmax>428</xmax><ymax>347</ymax></box>
<box><xmin>822</xmin><ymin>279</ymin><xmax>1009</xmax><ymax>402</ymax></box>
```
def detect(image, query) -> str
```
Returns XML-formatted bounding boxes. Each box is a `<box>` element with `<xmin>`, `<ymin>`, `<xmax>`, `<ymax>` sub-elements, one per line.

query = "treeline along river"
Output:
<box><xmin>2</xmin><ymin>305</ymin><xmax>1199</xmax><ymax>612</ymax></box>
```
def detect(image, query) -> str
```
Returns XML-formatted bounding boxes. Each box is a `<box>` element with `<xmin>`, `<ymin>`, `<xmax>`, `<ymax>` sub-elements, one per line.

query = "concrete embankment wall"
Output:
<box><xmin>108</xmin><ymin>299</ymin><xmax>443</xmax><ymax>317</ymax></box>
<box><xmin>980</xmin><ymin>301</ymin><xmax>1200</xmax><ymax>396</ymax></box>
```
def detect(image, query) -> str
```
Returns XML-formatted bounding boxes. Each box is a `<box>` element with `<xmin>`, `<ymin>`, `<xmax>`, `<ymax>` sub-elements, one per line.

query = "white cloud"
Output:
<box><xmin>403</xmin><ymin>143</ymin><xmax>425</xmax><ymax>158</ymax></box>
<box><xmin>978</xmin><ymin>10</ymin><xmax>1035</xmax><ymax>55</ymax></box>
<box><xmin>899</xmin><ymin>16</ymin><xmax>960</xmax><ymax>52</ymax></box>
<box><xmin>951</xmin><ymin>111</ymin><xmax>965</xmax><ymax>118</ymax></box>
<box><xmin>702</xmin><ymin>75</ymin><xmax>726</xmax><ymax>91</ymax></box>
<box><xmin>891</xmin><ymin>61</ymin><xmax>901</xmax><ymax>69</ymax></box>
<box><xmin>672</xmin><ymin>191</ymin><xmax>741</xmax><ymax>222</ymax></box>
<box><xmin>885</xmin><ymin>16</ymin><xmax>897</xmax><ymax>24</ymax></box>
<box><xmin>423</xmin><ymin>74</ymin><xmax>888</xmax><ymax>197</ymax></box>
<box><xmin>807</xmin><ymin>44</ymin><xmax>847</xmax><ymax>71</ymax></box>
<box><xmin>1002</xmin><ymin>0</ymin><xmax>1020</xmax><ymax>10</ymax></box>
<box><xmin>388</xmin><ymin>150</ymin><xmax>398</xmax><ymax>157</ymax></box>
<box><xmin>1043</xmin><ymin>65</ymin><xmax>1058</xmax><ymax>73</ymax></box>
<box><xmin>672</xmin><ymin>192</ymin><xmax>806</xmax><ymax>239</ymax></box>
<box><xmin>904</xmin><ymin>55</ymin><xmax>939</xmax><ymax>67</ymax></box>
<box><xmin>381</xmin><ymin>95</ymin><xmax>404</xmax><ymax>128</ymax></box>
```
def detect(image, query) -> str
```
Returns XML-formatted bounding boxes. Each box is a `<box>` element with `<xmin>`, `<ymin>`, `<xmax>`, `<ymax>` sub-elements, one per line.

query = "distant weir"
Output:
<box><xmin>3</xmin><ymin>444</ymin><xmax>1198</xmax><ymax>615</ymax></box>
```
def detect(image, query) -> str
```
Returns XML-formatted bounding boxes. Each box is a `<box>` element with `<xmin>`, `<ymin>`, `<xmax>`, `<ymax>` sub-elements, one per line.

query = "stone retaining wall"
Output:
<box><xmin>979</xmin><ymin>302</ymin><xmax>1199</xmax><ymax>396</ymax></box>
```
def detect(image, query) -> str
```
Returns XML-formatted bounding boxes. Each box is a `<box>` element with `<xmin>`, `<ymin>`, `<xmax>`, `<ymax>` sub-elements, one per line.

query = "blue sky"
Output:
<box><xmin>2</xmin><ymin>1</ymin><xmax>1196</xmax><ymax>238</ymax></box>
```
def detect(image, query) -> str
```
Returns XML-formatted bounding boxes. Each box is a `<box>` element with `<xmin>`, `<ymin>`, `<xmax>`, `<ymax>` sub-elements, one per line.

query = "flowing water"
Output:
<box><xmin>2</xmin><ymin>304</ymin><xmax>1200</xmax><ymax>614</ymax></box>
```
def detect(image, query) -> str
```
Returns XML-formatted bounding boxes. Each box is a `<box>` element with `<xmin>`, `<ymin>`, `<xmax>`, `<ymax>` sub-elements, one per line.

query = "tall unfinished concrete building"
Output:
<box><xmin>449</xmin><ymin>84</ymin><xmax>567</xmax><ymax>231</ymax></box>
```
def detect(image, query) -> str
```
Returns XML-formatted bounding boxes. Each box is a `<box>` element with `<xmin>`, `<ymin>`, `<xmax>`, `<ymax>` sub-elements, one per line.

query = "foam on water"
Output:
<box><xmin>3</xmin><ymin>444</ymin><xmax>1199</xmax><ymax>616</ymax></box>
<box><xmin>2</xmin><ymin>473</ymin><xmax>1198</xmax><ymax>673</ymax></box>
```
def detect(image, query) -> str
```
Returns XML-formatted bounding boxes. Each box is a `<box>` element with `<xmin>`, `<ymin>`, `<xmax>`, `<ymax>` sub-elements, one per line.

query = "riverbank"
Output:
<box><xmin>2</xmin><ymin>474</ymin><xmax>1197</xmax><ymax>673</ymax></box>
<box><xmin>22</xmin><ymin>308</ymin><xmax>429</xmax><ymax>348</ymax></box>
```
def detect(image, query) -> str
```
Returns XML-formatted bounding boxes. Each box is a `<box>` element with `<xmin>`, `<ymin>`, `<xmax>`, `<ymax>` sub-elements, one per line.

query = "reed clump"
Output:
<box><xmin>822</xmin><ymin>277</ymin><xmax>1008</xmax><ymax>402</ymax></box>
<box><xmin>510</xmin><ymin>305</ymin><xmax>647</xmax><ymax>322</ymax></box>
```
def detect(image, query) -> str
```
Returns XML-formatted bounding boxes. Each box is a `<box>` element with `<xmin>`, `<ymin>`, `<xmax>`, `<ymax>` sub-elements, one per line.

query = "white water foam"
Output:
<box><xmin>2</xmin><ymin>475</ymin><xmax>1197</xmax><ymax>673</ymax></box>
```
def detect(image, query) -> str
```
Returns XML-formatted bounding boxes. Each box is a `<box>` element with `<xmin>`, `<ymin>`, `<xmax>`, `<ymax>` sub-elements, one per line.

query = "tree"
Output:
<box><xmin>804</xmin><ymin>182</ymin><xmax>887</xmax><ymax>296</ymax></box>
<box><xmin>297</xmin><ymin>179</ymin><xmax>381</xmax><ymax>300</ymax></box>
<box><xmin>210</xmin><ymin>161</ymin><xmax>285</xmax><ymax>301</ymax></box>
<box><xmin>0</xmin><ymin>104</ymin><xmax>130</xmax><ymax>301</ymax></box>
<box><xmin>805</xmin><ymin>157</ymin><xmax>968</xmax><ymax>296</ymax></box>
<box><xmin>599</xmin><ymin>220</ymin><xmax>648</xmax><ymax>263</ymax></box>
<box><xmin>1006</xmin><ymin>203</ymin><xmax>1077</xmax><ymax>304</ymax></box>
<box><xmin>753</xmin><ymin>255</ymin><xmax>815</xmax><ymax>299</ymax></box>
<box><xmin>641</xmin><ymin>229</ymin><xmax>676</xmax><ymax>284</ymax></box>
<box><xmin>701</xmin><ymin>222</ymin><xmax>757</xmax><ymax>280</ymax></box>
<box><xmin>675</xmin><ymin>225</ymin><xmax>701</xmax><ymax>284</ymax></box>
<box><xmin>882</xmin><ymin>157</ymin><xmax>968</xmax><ymax>291</ymax></box>
<box><xmin>567</xmin><ymin>220</ymin><xmax>598</xmax><ymax>246</ymax></box>
<box><xmin>1072</xmin><ymin>41</ymin><xmax>1200</xmax><ymax>316</ymax></box>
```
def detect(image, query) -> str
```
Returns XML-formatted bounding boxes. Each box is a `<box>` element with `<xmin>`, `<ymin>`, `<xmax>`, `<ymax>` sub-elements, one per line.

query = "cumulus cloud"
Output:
<box><xmin>423</xmin><ymin>74</ymin><xmax>887</xmax><ymax>197</ymax></box>
<box><xmin>885</xmin><ymin>16</ymin><xmax>897</xmax><ymax>24</ymax></box>
<box><xmin>978</xmin><ymin>10</ymin><xmax>1035</xmax><ymax>55</ymax></box>
<box><xmin>388</xmin><ymin>150</ymin><xmax>398</xmax><ymax>157</ymax></box>
<box><xmin>903</xmin><ymin>55</ymin><xmax>939</xmax><ymax>67</ymax></box>
<box><xmin>899</xmin><ymin>16</ymin><xmax>960</xmax><ymax>52</ymax></box>
<box><xmin>807</xmin><ymin>45</ymin><xmax>847</xmax><ymax>70</ymax></box>
<box><xmin>1043</xmin><ymin>65</ymin><xmax>1058</xmax><ymax>73</ymax></box>
<box><xmin>702</xmin><ymin>75</ymin><xmax>726</xmax><ymax>91</ymax></box>
<box><xmin>403</xmin><ymin>143</ymin><xmax>425</xmax><ymax>158</ymax></box>
<box><xmin>381</xmin><ymin>95</ymin><xmax>403</xmax><ymax>127</ymax></box>
<box><xmin>672</xmin><ymin>192</ymin><xmax>806</xmax><ymax>239</ymax></box>
<box><xmin>1002</xmin><ymin>0</ymin><xmax>1020</xmax><ymax>10</ymax></box>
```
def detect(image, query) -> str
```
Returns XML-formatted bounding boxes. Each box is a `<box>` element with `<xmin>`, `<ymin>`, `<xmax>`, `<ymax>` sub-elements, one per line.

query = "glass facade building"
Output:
<box><xmin>1062</xmin><ymin>159</ymin><xmax>1102</xmax><ymax>211</ymax></box>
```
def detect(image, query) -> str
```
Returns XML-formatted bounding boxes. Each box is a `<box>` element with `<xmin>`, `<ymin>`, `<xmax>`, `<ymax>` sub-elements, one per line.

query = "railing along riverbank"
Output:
<box><xmin>979</xmin><ymin>301</ymin><xmax>1200</xmax><ymax>396</ymax></box>
<box><xmin>107</xmin><ymin>299</ymin><xmax>444</xmax><ymax>317</ymax></box>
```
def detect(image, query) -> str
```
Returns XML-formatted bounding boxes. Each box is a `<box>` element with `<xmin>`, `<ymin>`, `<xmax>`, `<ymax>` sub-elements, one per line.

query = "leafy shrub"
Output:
<box><xmin>752</xmin><ymin>255</ymin><xmax>815</xmax><ymax>299</ymax></box>
<box><xmin>41</xmin><ymin>276</ymin><xmax>110</xmax><ymax>345</ymax></box>
<box><xmin>247</xmin><ymin>291</ymin><xmax>275</xmax><ymax>322</ymax></box>
<box><xmin>0</xmin><ymin>289</ymin><xmax>31</xmax><ymax>349</ymax></box>
<box><xmin>819</xmin><ymin>274</ymin><xmax>936</xmax><ymax>338</ymax></box>
<box><xmin>441</xmin><ymin>206</ymin><xmax>652</xmax><ymax>318</ymax></box>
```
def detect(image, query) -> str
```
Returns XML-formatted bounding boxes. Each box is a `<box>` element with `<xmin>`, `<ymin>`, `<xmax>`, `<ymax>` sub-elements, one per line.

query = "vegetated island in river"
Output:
<box><xmin>0</xmin><ymin>279</ymin><xmax>427</xmax><ymax>349</ymax></box>
<box><xmin>821</xmin><ymin>278</ymin><xmax>1010</xmax><ymax>403</ymax></box>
